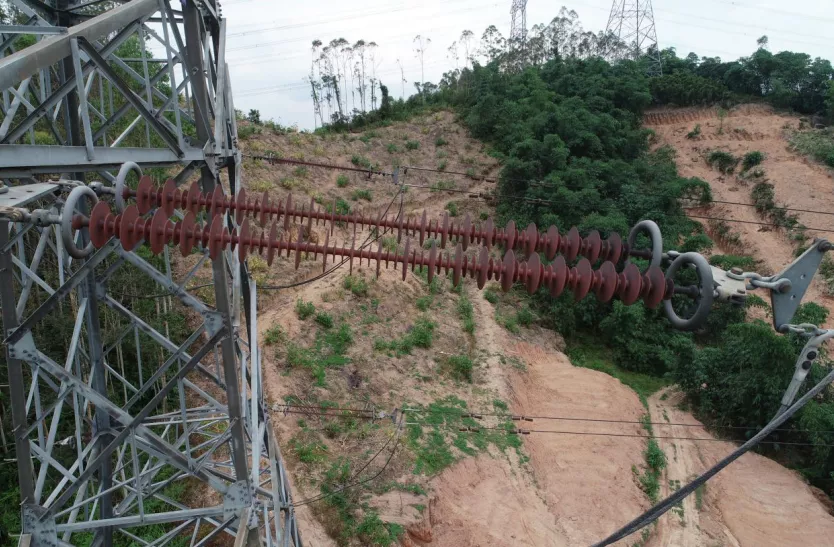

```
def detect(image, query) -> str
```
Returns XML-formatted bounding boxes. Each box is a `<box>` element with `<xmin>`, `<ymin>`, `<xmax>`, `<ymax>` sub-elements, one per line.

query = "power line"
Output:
<box><xmin>276</xmin><ymin>403</ymin><xmax>834</xmax><ymax>435</ymax></box>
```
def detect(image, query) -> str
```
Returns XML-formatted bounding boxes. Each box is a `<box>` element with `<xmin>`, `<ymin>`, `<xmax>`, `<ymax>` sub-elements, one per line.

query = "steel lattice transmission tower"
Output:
<box><xmin>0</xmin><ymin>1</ymin><xmax>301</xmax><ymax>545</ymax></box>
<box><xmin>509</xmin><ymin>0</ymin><xmax>528</xmax><ymax>69</ymax></box>
<box><xmin>605</xmin><ymin>0</ymin><xmax>663</xmax><ymax>75</ymax></box>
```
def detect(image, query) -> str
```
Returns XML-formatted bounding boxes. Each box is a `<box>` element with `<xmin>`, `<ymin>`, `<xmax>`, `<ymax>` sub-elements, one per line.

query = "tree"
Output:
<box><xmin>396</xmin><ymin>58</ymin><xmax>407</xmax><ymax>100</ymax></box>
<box><xmin>757</xmin><ymin>35</ymin><xmax>769</xmax><ymax>50</ymax></box>
<box><xmin>479</xmin><ymin>25</ymin><xmax>505</xmax><ymax>62</ymax></box>
<box><xmin>353</xmin><ymin>40</ymin><xmax>368</xmax><ymax>112</ymax></box>
<box><xmin>447</xmin><ymin>40</ymin><xmax>459</xmax><ymax>70</ymax></box>
<box><xmin>247</xmin><ymin>109</ymin><xmax>261</xmax><ymax>124</ymax></box>
<box><xmin>413</xmin><ymin>34</ymin><xmax>431</xmax><ymax>98</ymax></box>
<box><xmin>460</xmin><ymin>30</ymin><xmax>474</xmax><ymax>68</ymax></box>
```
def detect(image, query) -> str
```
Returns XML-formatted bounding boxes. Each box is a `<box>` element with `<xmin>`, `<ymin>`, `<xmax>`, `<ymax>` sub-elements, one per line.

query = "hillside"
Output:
<box><xmin>235</xmin><ymin>111</ymin><xmax>834</xmax><ymax>546</ymax></box>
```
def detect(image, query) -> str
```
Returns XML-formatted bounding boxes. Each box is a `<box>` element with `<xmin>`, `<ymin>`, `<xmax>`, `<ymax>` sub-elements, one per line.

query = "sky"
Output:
<box><xmin>220</xmin><ymin>0</ymin><xmax>833</xmax><ymax>130</ymax></box>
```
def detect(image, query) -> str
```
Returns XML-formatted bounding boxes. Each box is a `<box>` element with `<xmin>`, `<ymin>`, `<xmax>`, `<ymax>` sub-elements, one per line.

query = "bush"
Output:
<box><xmin>343</xmin><ymin>275</ymin><xmax>369</xmax><ymax>297</ymax></box>
<box><xmin>326</xmin><ymin>198</ymin><xmax>351</xmax><ymax>216</ymax></box>
<box><xmin>742</xmin><ymin>150</ymin><xmax>764</xmax><ymax>171</ymax></box>
<box><xmin>438</xmin><ymin>159</ymin><xmax>448</xmax><ymax>171</ymax></box>
<box><xmin>457</xmin><ymin>294</ymin><xmax>475</xmax><ymax>334</ymax></box>
<box><xmin>351</xmin><ymin>154</ymin><xmax>372</xmax><ymax>168</ymax></box>
<box><xmin>387</xmin><ymin>143</ymin><xmax>398</xmax><ymax>153</ymax></box>
<box><xmin>416</xmin><ymin>295</ymin><xmax>432</xmax><ymax>311</ymax></box>
<box><xmin>516</xmin><ymin>306</ymin><xmax>534</xmax><ymax>327</ymax></box>
<box><xmin>405</xmin><ymin>140</ymin><xmax>420</xmax><ymax>150</ymax></box>
<box><xmin>435</xmin><ymin>136</ymin><xmax>448</xmax><ymax>146</ymax></box>
<box><xmin>315</xmin><ymin>312</ymin><xmax>334</xmax><ymax>329</ymax></box>
<box><xmin>336</xmin><ymin>174</ymin><xmax>349</xmax><ymax>187</ymax></box>
<box><xmin>264</xmin><ymin>324</ymin><xmax>285</xmax><ymax>345</ymax></box>
<box><xmin>709</xmin><ymin>254</ymin><xmax>758</xmax><ymax>271</ymax></box>
<box><xmin>295</xmin><ymin>299</ymin><xmax>315</xmax><ymax>320</ymax></box>
<box><xmin>446</xmin><ymin>354</ymin><xmax>474</xmax><ymax>381</ymax></box>
<box><xmin>350</xmin><ymin>189</ymin><xmax>372</xmax><ymax>201</ymax></box>
<box><xmin>445</xmin><ymin>201</ymin><xmax>459</xmax><ymax>217</ymax></box>
<box><xmin>374</xmin><ymin>317</ymin><xmax>436</xmax><ymax>356</ymax></box>
<box><xmin>707</xmin><ymin>150</ymin><xmax>739</xmax><ymax>173</ymax></box>
<box><xmin>686</xmin><ymin>124</ymin><xmax>701</xmax><ymax>139</ymax></box>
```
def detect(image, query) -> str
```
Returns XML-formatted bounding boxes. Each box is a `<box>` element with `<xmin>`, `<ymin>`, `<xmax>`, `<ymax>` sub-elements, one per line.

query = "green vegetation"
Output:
<box><xmin>343</xmin><ymin>275</ymin><xmax>369</xmax><ymax>297</ymax></box>
<box><xmin>686</xmin><ymin>124</ymin><xmax>701</xmax><ymax>139</ymax></box>
<box><xmin>416</xmin><ymin>295</ymin><xmax>432</xmax><ymax>311</ymax></box>
<box><xmin>406</xmin><ymin>397</ymin><xmax>521</xmax><ymax>475</ymax></box>
<box><xmin>742</xmin><ymin>150</ymin><xmax>765</xmax><ymax>171</ymax></box>
<box><xmin>707</xmin><ymin>150</ymin><xmax>739</xmax><ymax>174</ymax></box>
<box><xmin>438</xmin><ymin>159</ymin><xmax>448</xmax><ymax>171</ymax></box>
<box><xmin>315</xmin><ymin>311</ymin><xmax>334</xmax><ymax>329</ymax></box>
<box><xmin>326</xmin><ymin>198</ymin><xmax>351</xmax><ymax>216</ymax></box>
<box><xmin>430</xmin><ymin>179</ymin><xmax>456</xmax><ymax>192</ymax></box>
<box><xmin>373</xmin><ymin>317</ymin><xmax>436</xmax><ymax>356</ymax></box>
<box><xmin>444</xmin><ymin>354</ymin><xmax>475</xmax><ymax>382</ymax></box>
<box><xmin>435</xmin><ymin>136</ymin><xmax>448</xmax><ymax>146</ymax></box>
<box><xmin>264</xmin><ymin>324</ymin><xmax>286</xmax><ymax>345</ymax></box>
<box><xmin>445</xmin><ymin>201</ymin><xmax>459</xmax><ymax>217</ymax></box>
<box><xmin>351</xmin><ymin>154</ymin><xmax>372</xmax><ymax>168</ymax></box>
<box><xmin>709</xmin><ymin>254</ymin><xmax>758</xmax><ymax>271</ymax></box>
<box><xmin>286</xmin><ymin>322</ymin><xmax>353</xmax><ymax>385</ymax></box>
<box><xmin>293</xmin><ymin>166</ymin><xmax>309</xmax><ymax>178</ymax></box>
<box><xmin>337</xmin><ymin>174</ymin><xmax>349</xmax><ymax>187</ymax></box>
<box><xmin>751</xmin><ymin>181</ymin><xmax>799</xmax><ymax>231</ymax></box>
<box><xmin>386</xmin><ymin>143</ymin><xmax>398</xmax><ymax>153</ymax></box>
<box><xmin>790</xmin><ymin>129</ymin><xmax>834</xmax><ymax>168</ymax></box>
<box><xmin>296</xmin><ymin>299</ymin><xmax>316</xmax><ymax>320</ymax></box>
<box><xmin>405</xmin><ymin>140</ymin><xmax>420</xmax><ymax>150</ymax></box>
<box><xmin>350</xmin><ymin>189</ymin><xmax>373</xmax><ymax>201</ymax></box>
<box><xmin>457</xmin><ymin>293</ymin><xmax>475</xmax><ymax>334</ymax></box>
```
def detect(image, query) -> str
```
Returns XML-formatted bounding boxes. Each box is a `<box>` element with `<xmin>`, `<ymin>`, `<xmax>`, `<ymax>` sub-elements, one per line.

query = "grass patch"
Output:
<box><xmin>445</xmin><ymin>201</ymin><xmax>459</xmax><ymax>217</ymax></box>
<box><xmin>293</xmin><ymin>166</ymin><xmax>309</xmax><ymax>178</ymax></box>
<box><xmin>789</xmin><ymin>128</ymin><xmax>834</xmax><ymax>168</ymax></box>
<box><xmin>430</xmin><ymin>179</ymin><xmax>456</xmax><ymax>192</ymax></box>
<box><xmin>516</xmin><ymin>306</ymin><xmax>534</xmax><ymax>327</ymax></box>
<box><xmin>343</xmin><ymin>275</ymin><xmax>369</xmax><ymax>297</ymax></box>
<box><xmin>709</xmin><ymin>254</ymin><xmax>758</xmax><ymax>271</ymax></box>
<box><xmin>435</xmin><ymin>136</ymin><xmax>448</xmax><ymax>146</ymax></box>
<box><xmin>296</xmin><ymin>299</ymin><xmax>315</xmax><ymax>320</ymax></box>
<box><xmin>264</xmin><ymin>324</ymin><xmax>285</xmax><ymax>345</ymax></box>
<box><xmin>350</xmin><ymin>189</ymin><xmax>373</xmax><ymax>201</ymax></box>
<box><xmin>437</xmin><ymin>159</ymin><xmax>447</xmax><ymax>171</ymax></box>
<box><xmin>686</xmin><ymin>124</ymin><xmax>701</xmax><ymax>139</ymax></box>
<box><xmin>457</xmin><ymin>293</ymin><xmax>475</xmax><ymax>334</ymax></box>
<box><xmin>315</xmin><ymin>311</ymin><xmax>334</xmax><ymax>329</ymax></box>
<box><xmin>336</xmin><ymin>174</ymin><xmax>349</xmax><ymax>187</ymax></box>
<box><xmin>416</xmin><ymin>295</ymin><xmax>432</xmax><ymax>311</ymax></box>
<box><xmin>497</xmin><ymin>312</ymin><xmax>519</xmax><ymax>334</ymax></box>
<box><xmin>386</xmin><ymin>143</ymin><xmax>399</xmax><ymax>153</ymax></box>
<box><xmin>325</xmin><ymin>198</ymin><xmax>351</xmax><ymax>216</ymax></box>
<box><xmin>405</xmin><ymin>140</ymin><xmax>420</xmax><ymax>150</ymax></box>
<box><xmin>351</xmin><ymin>154</ymin><xmax>372</xmax><ymax>168</ymax></box>
<box><xmin>286</xmin><ymin>323</ymin><xmax>353</xmax><ymax>385</ymax></box>
<box><xmin>444</xmin><ymin>354</ymin><xmax>474</xmax><ymax>382</ymax></box>
<box><xmin>373</xmin><ymin>317</ymin><xmax>436</xmax><ymax>356</ymax></box>
<box><xmin>406</xmin><ymin>396</ymin><xmax>522</xmax><ymax>476</ymax></box>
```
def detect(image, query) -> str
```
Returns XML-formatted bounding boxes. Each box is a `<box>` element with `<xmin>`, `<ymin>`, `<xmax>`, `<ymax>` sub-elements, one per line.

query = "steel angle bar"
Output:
<box><xmin>74</xmin><ymin>37</ymin><xmax>181</xmax><ymax>156</ymax></box>
<box><xmin>32</xmin><ymin>328</ymin><xmax>228</xmax><ymax>518</ymax></box>
<box><xmin>0</xmin><ymin>0</ymin><xmax>158</xmax><ymax>89</ymax></box>
<box><xmin>1</xmin><ymin>20</ymin><xmax>140</xmax><ymax>144</ymax></box>
<box><xmin>57</xmin><ymin>506</ymin><xmax>226</xmax><ymax>533</ymax></box>
<box><xmin>5</xmin><ymin>238</ymin><xmax>117</xmax><ymax>346</ymax></box>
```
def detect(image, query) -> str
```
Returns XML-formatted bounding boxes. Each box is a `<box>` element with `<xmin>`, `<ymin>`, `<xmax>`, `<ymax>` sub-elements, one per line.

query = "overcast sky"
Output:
<box><xmin>220</xmin><ymin>0</ymin><xmax>832</xmax><ymax>130</ymax></box>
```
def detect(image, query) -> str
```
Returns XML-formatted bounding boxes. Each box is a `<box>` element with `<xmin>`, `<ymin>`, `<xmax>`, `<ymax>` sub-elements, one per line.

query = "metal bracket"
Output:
<box><xmin>770</xmin><ymin>240</ymin><xmax>829</xmax><ymax>332</ymax></box>
<box><xmin>8</xmin><ymin>331</ymin><xmax>37</xmax><ymax>360</ymax></box>
<box><xmin>202</xmin><ymin>310</ymin><xmax>224</xmax><ymax>337</ymax></box>
<box><xmin>711</xmin><ymin>267</ymin><xmax>747</xmax><ymax>305</ymax></box>
<box><xmin>775</xmin><ymin>329</ymin><xmax>834</xmax><ymax>417</ymax></box>
<box><xmin>223</xmin><ymin>480</ymin><xmax>253</xmax><ymax>522</ymax></box>
<box><xmin>22</xmin><ymin>505</ymin><xmax>58</xmax><ymax>547</ymax></box>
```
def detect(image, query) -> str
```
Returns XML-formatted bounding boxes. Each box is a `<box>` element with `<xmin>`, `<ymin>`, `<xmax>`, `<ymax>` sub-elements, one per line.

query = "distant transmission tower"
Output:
<box><xmin>509</xmin><ymin>0</ymin><xmax>528</xmax><ymax>69</ymax></box>
<box><xmin>605</xmin><ymin>0</ymin><xmax>663</xmax><ymax>75</ymax></box>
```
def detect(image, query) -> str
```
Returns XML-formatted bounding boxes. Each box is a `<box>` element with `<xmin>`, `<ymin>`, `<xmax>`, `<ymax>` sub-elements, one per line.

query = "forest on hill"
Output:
<box><xmin>297</xmin><ymin>10</ymin><xmax>834</xmax><ymax>501</ymax></box>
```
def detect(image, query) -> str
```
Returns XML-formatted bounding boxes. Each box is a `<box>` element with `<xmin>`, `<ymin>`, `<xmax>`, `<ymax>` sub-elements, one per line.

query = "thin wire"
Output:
<box><xmin>276</xmin><ymin>404</ymin><xmax>834</xmax><ymax>435</ymax></box>
<box><xmin>292</xmin><ymin>425</ymin><xmax>403</xmax><ymax>507</ymax></box>
<box><xmin>592</xmin><ymin>366</ymin><xmax>834</xmax><ymax>546</ymax></box>
<box><xmin>248</xmin><ymin>155</ymin><xmax>834</xmax><ymax>221</ymax></box>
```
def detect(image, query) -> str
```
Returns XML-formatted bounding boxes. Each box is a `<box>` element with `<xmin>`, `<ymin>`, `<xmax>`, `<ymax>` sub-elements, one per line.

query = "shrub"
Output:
<box><xmin>315</xmin><ymin>312</ymin><xmax>334</xmax><ymax>329</ymax></box>
<box><xmin>686</xmin><ymin>124</ymin><xmax>701</xmax><ymax>139</ymax></box>
<box><xmin>430</xmin><ymin>180</ymin><xmax>456</xmax><ymax>192</ymax></box>
<box><xmin>295</xmin><ymin>299</ymin><xmax>315</xmax><ymax>320</ymax></box>
<box><xmin>707</xmin><ymin>150</ymin><xmax>739</xmax><ymax>174</ymax></box>
<box><xmin>457</xmin><ymin>294</ymin><xmax>475</xmax><ymax>334</ymax></box>
<box><xmin>446</xmin><ymin>355</ymin><xmax>474</xmax><ymax>381</ymax></box>
<box><xmin>416</xmin><ymin>295</ymin><xmax>432</xmax><ymax>311</ymax></box>
<box><xmin>343</xmin><ymin>275</ymin><xmax>369</xmax><ymax>297</ymax></box>
<box><xmin>264</xmin><ymin>325</ymin><xmax>285</xmax><ymax>345</ymax></box>
<box><xmin>405</xmin><ymin>140</ymin><xmax>420</xmax><ymax>150</ymax></box>
<box><xmin>326</xmin><ymin>198</ymin><xmax>351</xmax><ymax>215</ymax></box>
<box><xmin>374</xmin><ymin>317</ymin><xmax>436</xmax><ymax>356</ymax></box>
<box><xmin>438</xmin><ymin>159</ymin><xmax>448</xmax><ymax>171</ymax></box>
<box><xmin>336</xmin><ymin>174</ymin><xmax>349</xmax><ymax>187</ymax></box>
<box><xmin>293</xmin><ymin>166</ymin><xmax>309</xmax><ymax>178</ymax></box>
<box><xmin>351</xmin><ymin>154</ymin><xmax>372</xmax><ymax>168</ymax></box>
<box><xmin>350</xmin><ymin>189</ymin><xmax>373</xmax><ymax>201</ymax></box>
<box><xmin>387</xmin><ymin>143</ymin><xmax>399</xmax><ymax>153</ymax></box>
<box><xmin>709</xmin><ymin>254</ymin><xmax>758</xmax><ymax>271</ymax></box>
<box><xmin>484</xmin><ymin>288</ymin><xmax>499</xmax><ymax>304</ymax></box>
<box><xmin>445</xmin><ymin>201</ymin><xmax>459</xmax><ymax>217</ymax></box>
<box><xmin>435</xmin><ymin>136</ymin><xmax>448</xmax><ymax>146</ymax></box>
<box><xmin>516</xmin><ymin>306</ymin><xmax>534</xmax><ymax>327</ymax></box>
<box><xmin>742</xmin><ymin>150</ymin><xmax>764</xmax><ymax>171</ymax></box>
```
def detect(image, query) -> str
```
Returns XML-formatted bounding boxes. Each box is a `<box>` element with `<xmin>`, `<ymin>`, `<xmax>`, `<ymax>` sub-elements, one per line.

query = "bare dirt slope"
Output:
<box><xmin>241</xmin><ymin>112</ymin><xmax>651</xmax><ymax>546</ymax></box>
<box><xmin>648</xmin><ymin>388</ymin><xmax>834</xmax><ymax>547</ymax></box>
<box><xmin>645</xmin><ymin>104</ymin><xmax>834</xmax><ymax>316</ymax></box>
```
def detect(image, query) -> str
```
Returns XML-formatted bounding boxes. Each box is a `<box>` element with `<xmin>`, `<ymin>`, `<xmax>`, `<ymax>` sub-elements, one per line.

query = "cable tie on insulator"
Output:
<box><xmin>459</xmin><ymin>426</ymin><xmax>480</xmax><ymax>432</ymax></box>
<box><xmin>512</xmin><ymin>428</ymin><xmax>530</xmax><ymax>435</ymax></box>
